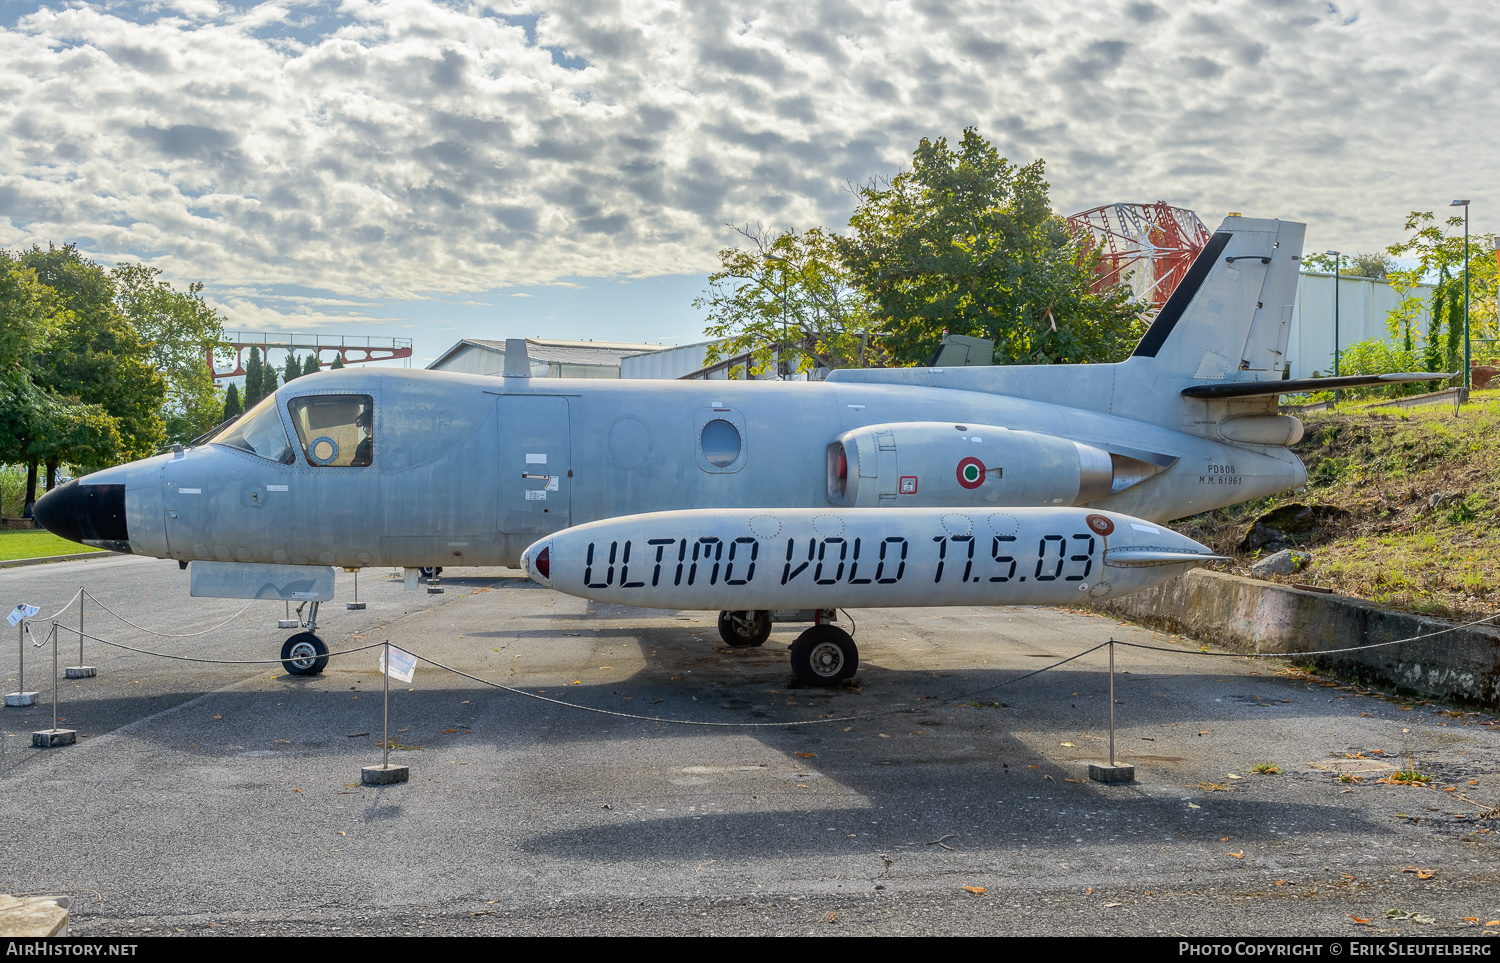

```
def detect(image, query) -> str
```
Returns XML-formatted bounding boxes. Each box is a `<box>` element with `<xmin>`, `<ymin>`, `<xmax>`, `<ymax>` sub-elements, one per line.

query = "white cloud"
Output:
<box><xmin>1</xmin><ymin>0</ymin><xmax>1496</xmax><ymax>324</ymax></box>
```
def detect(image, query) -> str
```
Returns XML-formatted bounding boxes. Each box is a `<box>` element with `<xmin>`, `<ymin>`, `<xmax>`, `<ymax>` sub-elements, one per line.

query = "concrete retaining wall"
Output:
<box><xmin>1091</xmin><ymin>570</ymin><xmax>1500</xmax><ymax>711</ymax></box>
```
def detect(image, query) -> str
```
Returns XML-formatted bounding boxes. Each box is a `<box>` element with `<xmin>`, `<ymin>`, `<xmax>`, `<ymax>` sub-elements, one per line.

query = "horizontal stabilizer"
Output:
<box><xmin>1181</xmin><ymin>372</ymin><xmax>1457</xmax><ymax>399</ymax></box>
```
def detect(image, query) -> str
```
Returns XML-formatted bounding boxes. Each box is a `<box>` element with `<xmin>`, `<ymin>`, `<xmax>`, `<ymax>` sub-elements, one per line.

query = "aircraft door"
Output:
<box><xmin>498</xmin><ymin>396</ymin><xmax>571</xmax><ymax>536</ymax></box>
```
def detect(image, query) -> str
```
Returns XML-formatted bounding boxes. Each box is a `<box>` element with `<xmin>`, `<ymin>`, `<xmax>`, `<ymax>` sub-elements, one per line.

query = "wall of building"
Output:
<box><xmin>1288</xmin><ymin>273</ymin><xmax>1435</xmax><ymax>378</ymax></box>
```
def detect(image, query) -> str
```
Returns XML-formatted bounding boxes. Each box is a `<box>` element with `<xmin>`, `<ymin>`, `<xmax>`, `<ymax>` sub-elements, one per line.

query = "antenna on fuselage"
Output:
<box><xmin>504</xmin><ymin>339</ymin><xmax>532</xmax><ymax>378</ymax></box>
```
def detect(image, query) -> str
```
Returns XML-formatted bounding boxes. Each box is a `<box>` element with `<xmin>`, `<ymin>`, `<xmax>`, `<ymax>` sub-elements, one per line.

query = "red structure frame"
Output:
<box><xmin>211</xmin><ymin>334</ymin><xmax>413</xmax><ymax>380</ymax></box>
<box><xmin>1066</xmin><ymin>202</ymin><xmax>1211</xmax><ymax>314</ymax></box>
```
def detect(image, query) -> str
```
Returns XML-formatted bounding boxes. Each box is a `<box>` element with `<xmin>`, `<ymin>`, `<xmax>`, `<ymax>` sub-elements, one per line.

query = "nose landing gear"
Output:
<box><xmin>279</xmin><ymin>601</ymin><xmax>328</xmax><ymax>675</ymax></box>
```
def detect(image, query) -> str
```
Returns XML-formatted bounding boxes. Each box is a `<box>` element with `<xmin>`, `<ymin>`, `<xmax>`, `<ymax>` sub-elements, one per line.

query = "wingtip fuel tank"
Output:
<box><xmin>522</xmin><ymin>507</ymin><xmax>1221</xmax><ymax>611</ymax></box>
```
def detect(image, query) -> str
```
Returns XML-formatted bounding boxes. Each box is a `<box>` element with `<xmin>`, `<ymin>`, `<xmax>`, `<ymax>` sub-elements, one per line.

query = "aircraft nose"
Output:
<box><xmin>33</xmin><ymin>479</ymin><xmax>133</xmax><ymax>553</ymax></box>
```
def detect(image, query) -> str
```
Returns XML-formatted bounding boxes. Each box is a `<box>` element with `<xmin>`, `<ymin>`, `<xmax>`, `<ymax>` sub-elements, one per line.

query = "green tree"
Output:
<box><xmin>243</xmin><ymin>346</ymin><xmax>269</xmax><ymax>407</ymax></box>
<box><xmin>282</xmin><ymin>352</ymin><xmax>302</xmax><ymax>385</ymax></box>
<box><xmin>222</xmin><ymin>383</ymin><xmax>243</xmax><ymax>421</ymax></box>
<box><xmin>302</xmin><ymin>354</ymin><xmax>320</xmax><ymax>377</ymax></box>
<box><xmin>0</xmin><ymin>250</ymin><xmax>126</xmax><ymax>509</ymax></box>
<box><xmin>837</xmin><ymin>128</ymin><xmax>1145</xmax><ymax>366</ymax></box>
<box><xmin>329</xmin><ymin>354</ymin><xmax>345</xmax><ymax>370</ymax></box>
<box><xmin>1388</xmin><ymin>212</ymin><xmax>1500</xmax><ymax>376</ymax></box>
<box><xmin>1302</xmin><ymin>251</ymin><xmax>1395</xmax><ymax>279</ymax></box>
<box><xmin>21</xmin><ymin>245</ymin><xmax>164</xmax><ymax>491</ymax></box>
<box><xmin>111</xmin><ymin>264</ymin><xmax>227</xmax><ymax>444</ymax></box>
<box><xmin>698</xmin><ymin>225</ymin><xmax>881</xmax><ymax>377</ymax></box>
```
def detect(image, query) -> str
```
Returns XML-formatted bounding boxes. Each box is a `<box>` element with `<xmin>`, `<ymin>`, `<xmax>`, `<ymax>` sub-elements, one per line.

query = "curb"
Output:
<box><xmin>1090</xmin><ymin>569</ymin><xmax>1500</xmax><ymax>711</ymax></box>
<box><xmin>0</xmin><ymin>551</ymin><xmax>123</xmax><ymax>569</ymax></box>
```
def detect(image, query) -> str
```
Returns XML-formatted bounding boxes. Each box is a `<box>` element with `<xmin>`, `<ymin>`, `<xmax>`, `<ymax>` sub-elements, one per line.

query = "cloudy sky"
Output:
<box><xmin>1</xmin><ymin>0</ymin><xmax>1496</xmax><ymax>363</ymax></box>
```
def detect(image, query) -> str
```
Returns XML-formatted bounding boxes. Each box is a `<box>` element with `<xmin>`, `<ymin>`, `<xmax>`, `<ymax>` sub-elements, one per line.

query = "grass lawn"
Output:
<box><xmin>0</xmin><ymin>529</ymin><xmax>103</xmax><ymax>562</ymax></box>
<box><xmin>1177</xmin><ymin>390</ymin><xmax>1500</xmax><ymax>622</ymax></box>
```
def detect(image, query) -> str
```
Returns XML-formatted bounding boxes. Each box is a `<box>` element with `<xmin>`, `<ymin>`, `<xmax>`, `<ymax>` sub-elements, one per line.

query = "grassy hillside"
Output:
<box><xmin>1176</xmin><ymin>391</ymin><xmax>1500</xmax><ymax>622</ymax></box>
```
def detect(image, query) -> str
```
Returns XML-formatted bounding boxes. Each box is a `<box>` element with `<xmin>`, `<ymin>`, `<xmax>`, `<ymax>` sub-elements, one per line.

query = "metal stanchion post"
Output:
<box><xmin>33</xmin><ymin>622</ymin><xmax>75</xmax><ymax>747</ymax></box>
<box><xmin>362</xmin><ymin>640</ymin><xmax>408</xmax><ymax>785</ymax></box>
<box><xmin>6</xmin><ymin>621</ymin><xmax>38</xmax><ymax>707</ymax></box>
<box><xmin>347</xmin><ymin>570</ymin><xmax>366</xmax><ymax>611</ymax></box>
<box><xmin>66</xmin><ymin>590</ymin><xmax>95</xmax><ymax>679</ymax></box>
<box><xmin>1089</xmin><ymin>639</ymin><xmax>1134</xmax><ymax>783</ymax></box>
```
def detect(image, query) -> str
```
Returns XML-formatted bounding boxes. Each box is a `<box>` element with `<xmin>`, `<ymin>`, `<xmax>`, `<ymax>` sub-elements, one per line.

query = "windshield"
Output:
<box><xmin>210</xmin><ymin>395</ymin><xmax>295</xmax><ymax>464</ymax></box>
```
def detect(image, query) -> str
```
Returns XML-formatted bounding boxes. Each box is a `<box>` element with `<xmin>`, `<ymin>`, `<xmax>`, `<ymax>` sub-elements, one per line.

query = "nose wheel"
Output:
<box><xmin>718</xmin><ymin>610</ymin><xmax>772</xmax><ymax>647</ymax></box>
<box><xmin>789</xmin><ymin>624</ymin><xmax>858</xmax><ymax>687</ymax></box>
<box><xmin>280</xmin><ymin>632</ymin><xmax>329</xmax><ymax>675</ymax></box>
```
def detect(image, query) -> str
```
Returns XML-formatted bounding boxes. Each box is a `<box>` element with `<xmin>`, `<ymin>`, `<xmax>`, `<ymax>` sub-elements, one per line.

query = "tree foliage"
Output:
<box><xmin>111</xmin><ymin>263</ymin><xmax>227</xmax><ymax>444</ymax></box>
<box><xmin>698</xmin><ymin>226</ymin><xmax>881</xmax><ymax>377</ymax></box>
<box><xmin>836</xmin><ymin>128</ymin><xmax>1146</xmax><ymax>366</ymax></box>
<box><xmin>21</xmin><ymin>245</ymin><xmax>165</xmax><ymax>472</ymax></box>
<box><xmin>243</xmin><ymin>346</ymin><xmax>271</xmax><ymax>407</ymax></box>
<box><xmin>1387</xmin><ymin>211</ymin><xmax>1499</xmax><ymax>374</ymax></box>
<box><xmin>1301</xmin><ymin>251</ymin><xmax>1396</xmax><ymax>279</ymax></box>
<box><xmin>222</xmin><ymin>383</ymin><xmax>243</xmax><ymax>421</ymax></box>
<box><xmin>0</xmin><ymin>249</ymin><xmax>125</xmax><ymax>505</ymax></box>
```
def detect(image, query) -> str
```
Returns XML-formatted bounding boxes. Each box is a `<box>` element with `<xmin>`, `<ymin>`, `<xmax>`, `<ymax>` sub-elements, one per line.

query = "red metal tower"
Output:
<box><xmin>1066</xmin><ymin>202</ymin><xmax>1211</xmax><ymax>314</ymax></box>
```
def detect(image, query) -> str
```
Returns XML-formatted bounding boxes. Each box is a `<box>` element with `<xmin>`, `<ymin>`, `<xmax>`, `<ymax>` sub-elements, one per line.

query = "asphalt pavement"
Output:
<box><xmin>2</xmin><ymin>555</ymin><xmax>1498</xmax><ymax>936</ymax></box>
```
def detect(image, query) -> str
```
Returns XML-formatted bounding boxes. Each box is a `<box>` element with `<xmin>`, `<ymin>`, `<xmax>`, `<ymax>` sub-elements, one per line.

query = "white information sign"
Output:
<box><xmin>7</xmin><ymin>603</ymin><xmax>39</xmax><ymax>627</ymax></box>
<box><xmin>378</xmin><ymin>646</ymin><xmax>417</xmax><ymax>683</ymax></box>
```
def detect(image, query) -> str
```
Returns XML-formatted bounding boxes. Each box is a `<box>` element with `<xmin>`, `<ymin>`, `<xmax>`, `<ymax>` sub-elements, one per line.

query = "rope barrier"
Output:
<box><xmin>16</xmin><ymin>585</ymin><xmax>1500</xmax><ymax>728</ymax></box>
<box><xmin>80</xmin><ymin>589</ymin><xmax>253</xmax><ymax>638</ymax></box>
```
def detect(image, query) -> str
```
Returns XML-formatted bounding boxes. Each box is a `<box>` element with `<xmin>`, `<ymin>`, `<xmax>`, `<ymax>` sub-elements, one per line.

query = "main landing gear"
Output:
<box><xmin>715</xmin><ymin>608</ymin><xmax>858</xmax><ymax>688</ymax></box>
<box><xmin>718</xmin><ymin>610</ymin><xmax>771</xmax><ymax>647</ymax></box>
<box><xmin>280</xmin><ymin>600</ymin><xmax>328</xmax><ymax>675</ymax></box>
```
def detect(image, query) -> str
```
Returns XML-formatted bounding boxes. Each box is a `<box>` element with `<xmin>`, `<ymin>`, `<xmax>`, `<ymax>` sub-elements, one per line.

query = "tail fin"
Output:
<box><xmin>1128</xmin><ymin>216</ymin><xmax>1304</xmax><ymax>383</ymax></box>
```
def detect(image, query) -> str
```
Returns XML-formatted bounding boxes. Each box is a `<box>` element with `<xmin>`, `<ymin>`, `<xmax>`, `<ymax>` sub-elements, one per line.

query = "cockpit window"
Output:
<box><xmin>210</xmin><ymin>394</ymin><xmax>295</xmax><ymax>464</ymax></box>
<box><xmin>287</xmin><ymin>395</ymin><xmax>375</xmax><ymax>467</ymax></box>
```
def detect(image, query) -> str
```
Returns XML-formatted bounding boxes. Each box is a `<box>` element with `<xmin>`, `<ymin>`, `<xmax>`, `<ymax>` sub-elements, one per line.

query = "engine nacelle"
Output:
<box><xmin>825</xmin><ymin>422</ymin><xmax>1116</xmax><ymax>509</ymax></box>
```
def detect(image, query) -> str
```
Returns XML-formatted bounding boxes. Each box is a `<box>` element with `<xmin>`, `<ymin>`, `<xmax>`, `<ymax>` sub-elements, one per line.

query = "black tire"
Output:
<box><xmin>419</xmin><ymin>566</ymin><xmax>444</xmax><ymax>579</ymax></box>
<box><xmin>789</xmin><ymin>625</ymin><xmax>858</xmax><ymax>687</ymax></box>
<box><xmin>280</xmin><ymin>632</ymin><xmax>329</xmax><ymax>675</ymax></box>
<box><xmin>718</xmin><ymin>610</ymin><xmax>772</xmax><ymax>647</ymax></box>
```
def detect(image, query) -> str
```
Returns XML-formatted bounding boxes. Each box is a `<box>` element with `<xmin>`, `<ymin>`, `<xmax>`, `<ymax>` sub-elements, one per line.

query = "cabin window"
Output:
<box><xmin>694</xmin><ymin>407</ymin><xmax>747</xmax><ymax>473</ymax></box>
<box><xmin>210</xmin><ymin>394</ymin><xmax>295</xmax><ymax>464</ymax></box>
<box><xmin>700</xmin><ymin>420</ymin><xmax>741</xmax><ymax>468</ymax></box>
<box><xmin>288</xmin><ymin>395</ymin><xmax>375</xmax><ymax>467</ymax></box>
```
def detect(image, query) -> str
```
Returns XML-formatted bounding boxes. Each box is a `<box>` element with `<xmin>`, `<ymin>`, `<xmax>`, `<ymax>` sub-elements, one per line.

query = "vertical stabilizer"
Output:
<box><xmin>1128</xmin><ymin>216</ymin><xmax>1304</xmax><ymax>384</ymax></box>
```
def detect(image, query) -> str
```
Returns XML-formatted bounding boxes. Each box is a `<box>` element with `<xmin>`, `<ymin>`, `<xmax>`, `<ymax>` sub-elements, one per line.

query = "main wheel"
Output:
<box><xmin>280</xmin><ymin>632</ymin><xmax>329</xmax><ymax>675</ymax></box>
<box><xmin>419</xmin><ymin>566</ymin><xmax>443</xmax><ymax>579</ymax></box>
<box><xmin>718</xmin><ymin>610</ymin><xmax>772</xmax><ymax>647</ymax></box>
<box><xmin>789</xmin><ymin>625</ymin><xmax>858</xmax><ymax>687</ymax></box>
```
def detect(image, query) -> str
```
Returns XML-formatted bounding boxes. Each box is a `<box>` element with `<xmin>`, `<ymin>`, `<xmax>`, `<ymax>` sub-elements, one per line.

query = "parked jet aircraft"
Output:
<box><xmin>34</xmin><ymin>216</ymin><xmax>1442</xmax><ymax>685</ymax></box>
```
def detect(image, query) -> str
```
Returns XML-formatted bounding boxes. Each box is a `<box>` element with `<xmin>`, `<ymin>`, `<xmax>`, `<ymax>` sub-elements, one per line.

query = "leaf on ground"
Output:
<box><xmin>962</xmin><ymin>886</ymin><xmax>985</xmax><ymax>895</ymax></box>
<box><xmin>795</xmin><ymin>752</ymin><xmax>816</xmax><ymax>758</ymax></box>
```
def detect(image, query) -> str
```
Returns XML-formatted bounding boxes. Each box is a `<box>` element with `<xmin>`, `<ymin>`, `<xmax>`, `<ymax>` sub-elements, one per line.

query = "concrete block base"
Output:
<box><xmin>277</xmin><ymin>619</ymin><xmax>300</xmax><ymax>629</ymax></box>
<box><xmin>362</xmin><ymin>763</ymin><xmax>409</xmax><ymax>785</ymax></box>
<box><xmin>1089</xmin><ymin>763</ymin><xmax>1135</xmax><ymax>783</ymax></box>
<box><xmin>346</xmin><ymin>602</ymin><xmax>367</xmax><ymax>610</ymax></box>
<box><xmin>0</xmin><ymin>894</ymin><xmax>70</xmax><ymax>937</ymax></box>
<box><xmin>65</xmin><ymin>666</ymin><xmax>96</xmax><ymax>679</ymax></box>
<box><xmin>32</xmin><ymin>728</ymin><xmax>76</xmax><ymax>748</ymax></box>
<box><xmin>4</xmin><ymin>692</ymin><xmax>38</xmax><ymax>707</ymax></box>
<box><xmin>427</xmin><ymin>583</ymin><xmax>444</xmax><ymax>594</ymax></box>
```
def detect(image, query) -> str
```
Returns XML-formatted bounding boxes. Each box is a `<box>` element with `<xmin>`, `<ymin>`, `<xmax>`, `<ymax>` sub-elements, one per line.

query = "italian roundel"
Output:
<box><xmin>955</xmin><ymin>456</ymin><xmax>986</xmax><ymax>490</ymax></box>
